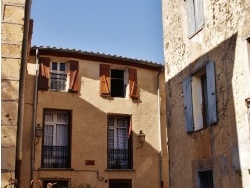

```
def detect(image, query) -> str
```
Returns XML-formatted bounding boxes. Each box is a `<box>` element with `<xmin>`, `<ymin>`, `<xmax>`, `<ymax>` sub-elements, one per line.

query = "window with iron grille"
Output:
<box><xmin>38</xmin><ymin>57</ymin><xmax>79</xmax><ymax>93</ymax></box>
<box><xmin>42</xmin><ymin>110</ymin><xmax>70</xmax><ymax>168</ymax></box>
<box><xmin>107</xmin><ymin>116</ymin><xmax>133</xmax><ymax>169</ymax></box>
<box><xmin>50</xmin><ymin>62</ymin><xmax>67</xmax><ymax>91</ymax></box>
<box><xmin>43</xmin><ymin>178</ymin><xmax>69</xmax><ymax>188</ymax></box>
<box><xmin>109</xmin><ymin>179</ymin><xmax>132</xmax><ymax>188</ymax></box>
<box><xmin>198</xmin><ymin>170</ymin><xmax>214</xmax><ymax>188</ymax></box>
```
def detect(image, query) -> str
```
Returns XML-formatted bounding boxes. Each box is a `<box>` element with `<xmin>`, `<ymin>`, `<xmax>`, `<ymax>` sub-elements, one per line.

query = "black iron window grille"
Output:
<box><xmin>108</xmin><ymin>149</ymin><xmax>129</xmax><ymax>169</ymax></box>
<box><xmin>42</xmin><ymin>146</ymin><xmax>69</xmax><ymax>168</ymax></box>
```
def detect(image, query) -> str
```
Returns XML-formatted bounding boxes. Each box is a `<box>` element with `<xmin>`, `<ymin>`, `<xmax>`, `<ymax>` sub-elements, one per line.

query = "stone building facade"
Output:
<box><xmin>21</xmin><ymin>46</ymin><xmax>168</xmax><ymax>188</ymax></box>
<box><xmin>1</xmin><ymin>0</ymin><xmax>32</xmax><ymax>187</ymax></box>
<box><xmin>162</xmin><ymin>0</ymin><xmax>250</xmax><ymax>187</ymax></box>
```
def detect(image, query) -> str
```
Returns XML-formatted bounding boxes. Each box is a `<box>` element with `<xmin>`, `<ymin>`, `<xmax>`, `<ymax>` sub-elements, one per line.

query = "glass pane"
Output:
<box><xmin>44</xmin><ymin>125</ymin><xmax>53</xmax><ymax>146</ymax></box>
<box><xmin>117</xmin><ymin>128</ymin><xmax>127</xmax><ymax>149</ymax></box>
<box><xmin>56</xmin><ymin>124</ymin><xmax>68</xmax><ymax>146</ymax></box>
<box><xmin>108</xmin><ymin>129</ymin><xmax>114</xmax><ymax>149</ymax></box>
<box><xmin>117</xmin><ymin>118</ymin><xmax>126</xmax><ymax>127</ymax></box>
<box><xmin>45</xmin><ymin>114</ymin><xmax>53</xmax><ymax>122</ymax></box>
<box><xmin>109</xmin><ymin>118</ymin><xmax>114</xmax><ymax>127</ymax></box>
<box><xmin>52</xmin><ymin>62</ymin><xmax>57</xmax><ymax>70</ymax></box>
<box><xmin>57</xmin><ymin>113</ymin><xmax>68</xmax><ymax>123</ymax></box>
<box><xmin>60</xmin><ymin>63</ymin><xmax>66</xmax><ymax>71</ymax></box>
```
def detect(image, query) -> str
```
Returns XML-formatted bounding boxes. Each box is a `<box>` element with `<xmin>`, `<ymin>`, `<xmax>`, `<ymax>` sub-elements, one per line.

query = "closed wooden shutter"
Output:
<box><xmin>38</xmin><ymin>57</ymin><xmax>50</xmax><ymax>91</ymax></box>
<box><xmin>186</xmin><ymin>0</ymin><xmax>196</xmax><ymax>37</ymax></box>
<box><xmin>194</xmin><ymin>0</ymin><xmax>204</xmax><ymax>30</ymax></box>
<box><xmin>183</xmin><ymin>75</ymin><xmax>194</xmax><ymax>133</ymax></box>
<box><xmin>68</xmin><ymin>60</ymin><xmax>79</xmax><ymax>93</ymax></box>
<box><xmin>129</xmin><ymin>68</ymin><xmax>138</xmax><ymax>99</ymax></box>
<box><xmin>206</xmin><ymin>61</ymin><xmax>217</xmax><ymax>125</ymax></box>
<box><xmin>100</xmin><ymin>64</ymin><xmax>110</xmax><ymax>96</ymax></box>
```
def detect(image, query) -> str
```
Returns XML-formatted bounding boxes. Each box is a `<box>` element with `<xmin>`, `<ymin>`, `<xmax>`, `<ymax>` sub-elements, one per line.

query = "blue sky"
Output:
<box><xmin>31</xmin><ymin>0</ymin><xmax>164</xmax><ymax>63</ymax></box>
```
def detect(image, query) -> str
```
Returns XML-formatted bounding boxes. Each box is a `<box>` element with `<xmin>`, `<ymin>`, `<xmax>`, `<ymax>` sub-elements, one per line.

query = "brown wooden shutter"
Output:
<box><xmin>100</xmin><ymin>64</ymin><xmax>110</xmax><ymax>96</ymax></box>
<box><xmin>129</xmin><ymin>68</ymin><xmax>138</xmax><ymax>99</ymax></box>
<box><xmin>38</xmin><ymin>57</ymin><xmax>50</xmax><ymax>91</ymax></box>
<box><xmin>68</xmin><ymin>60</ymin><xmax>79</xmax><ymax>93</ymax></box>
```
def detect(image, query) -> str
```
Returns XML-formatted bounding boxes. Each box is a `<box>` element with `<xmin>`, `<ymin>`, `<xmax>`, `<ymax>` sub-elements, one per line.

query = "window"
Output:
<box><xmin>50</xmin><ymin>62</ymin><xmax>67</xmax><ymax>91</ymax></box>
<box><xmin>198</xmin><ymin>170</ymin><xmax>214</xmax><ymax>188</ymax></box>
<box><xmin>107</xmin><ymin>116</ymin><xmax>133</xmax><ymax>169</ymax></box>
<box><xmin>38</xmin><ymin>57</ymin><xmax>79</xmax><ymax>93</ymax></box>
<box><xmin>43</xmin><ymin>178</ymin><xmax>69</xmax><ymax>188</ymax></box>
<box><xmin>183</xmin><ymin>61</ymin><xmax>217</xmax><ymax>132</ymax></box>
<box><xmin>186</xmin><ymin>0</ymin><xmax>204</xmax><ymax>38</ymax></box>
<box><xmin>42</xmin><ymin>110</ymin><xmax>70</xmax><ymax>168</ymax></box>
<box><xmin>109</xmin><ymin>179</ymin><xmax>132</xmax><ymax>188</ymax></box>
<box><xmin>100</xmin><ymin>64</ymin><xmax>138</xmax><ymax>99</ymax></box>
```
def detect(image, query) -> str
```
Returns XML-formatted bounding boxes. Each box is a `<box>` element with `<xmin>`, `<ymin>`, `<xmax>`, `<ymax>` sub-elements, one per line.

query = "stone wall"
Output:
<box><xmin>1</xmin><ymin>0</ymin><xmax>25</xmax><ymax>187</ymax></box>
<box><xmin>162</xmin><ymin>0</ymin><xmax>250</xmax><ymax>187</ymax></box>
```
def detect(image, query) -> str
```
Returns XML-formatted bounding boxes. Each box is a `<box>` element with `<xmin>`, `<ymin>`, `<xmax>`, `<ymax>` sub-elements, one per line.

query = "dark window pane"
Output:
<box><xmin>111</xmin><ymin>69</ymin><xmax>124</xmax><ymax>78</ymax></box>
<box><xmin>199</xmin><ymin>170</ymin><xmax>214</xmax><ymax>188</ymax></box>
<box><xmin>52</xmin><ymin>62</ymin><xmax>57</xmax><ymax>70</ymax></box>
<box><xmin>60</xmin><ymin>63</ymin><xmax>65</xmax><ymax>71</ymax></box>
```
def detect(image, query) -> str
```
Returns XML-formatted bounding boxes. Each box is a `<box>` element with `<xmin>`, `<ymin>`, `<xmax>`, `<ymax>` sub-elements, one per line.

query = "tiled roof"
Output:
<box><xmin>30</xmin><ymin>46</ymin><xmax>164</xmax><ymax>71</ymax></box>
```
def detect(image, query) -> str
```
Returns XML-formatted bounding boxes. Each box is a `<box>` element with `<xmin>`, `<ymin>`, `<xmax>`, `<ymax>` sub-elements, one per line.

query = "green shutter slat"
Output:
<box><xmin>183</xmin><ymin>76</ymin><xmax>194</xmax><ymax>133</ymax></box>
<box><xmin>186</xmin><ymin>0</ymin><xmax>196</xmax><ymax>37</ymax></box>
<box><xmin>206</xmin><ymin>61</ymin><xmax>217</xmax><ymax>125</ymax></box>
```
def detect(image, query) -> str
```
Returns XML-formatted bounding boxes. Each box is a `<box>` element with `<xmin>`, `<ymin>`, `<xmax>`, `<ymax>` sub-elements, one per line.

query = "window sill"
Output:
<box><xmin>105</xmin><ymin>169</ymin><xmax>135</xmax><ymax>172</ymax></box>
<box><xmin>38</xmin><ymin>168</ymin><xmax>74</xmax><ymax>171</ymax></box>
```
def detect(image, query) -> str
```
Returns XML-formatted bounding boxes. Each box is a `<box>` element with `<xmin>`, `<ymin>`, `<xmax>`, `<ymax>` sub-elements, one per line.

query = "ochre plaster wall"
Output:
<box><xmin>162</xmin><ymin>0</ymin><xmax>250</xmax><ymax>187</ymax></box>
<box><xmin>22</xmin><ymin>55</ymin><xmax>168</xmax><ymax>188</ymax></box>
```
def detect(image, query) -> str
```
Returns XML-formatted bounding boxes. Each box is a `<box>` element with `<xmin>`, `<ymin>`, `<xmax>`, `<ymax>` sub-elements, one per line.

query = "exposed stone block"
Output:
<box><xmin>1</xmin><ymin>101</ymin><xmax>18</xmax><ymax>125</ymax></box>
<box><xmin>1</xmin><ymin>80</ymin><xmax>19</xmax><ymax>101</ymax></box>
<box><xmin>2</xmin><ymin>4</ymin><xmax>25</xmax><ymax>24</ymax></box>
<box><xmin>1</xmin><ymin>23</ymin><xmax>24</xmax><ymax>43</ymax></box>
<box><xmin>1</xmin><ymin>126</ymin><xmax>17</xmax><ymax>148</ymax></box>
<box><xmin>1</xmin><ymin>43</ymin><xmax>22</xmax><ymax>58</ymax></box>
<box><xmin>1</xmin><ymin>147</ymin><xmax>16</xmax><ymax>170</ymax></box>
<box><xmin>1</xmin><ymin>58</ymin><xmax>21</xmax><ymax>80</ymax></box>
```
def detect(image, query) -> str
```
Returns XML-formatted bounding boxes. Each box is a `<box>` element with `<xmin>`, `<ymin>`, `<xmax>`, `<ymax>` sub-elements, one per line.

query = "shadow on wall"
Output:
<box><xmin>166</xmin><ymin>33</ymin><xmax>242</xmax><ymax>187</ymax></box>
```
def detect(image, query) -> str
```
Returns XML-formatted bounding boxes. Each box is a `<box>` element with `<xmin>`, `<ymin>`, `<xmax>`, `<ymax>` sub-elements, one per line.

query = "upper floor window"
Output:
<box><xmin>186</xmin><ymin>0</ymin><xmax>204</xmax><ymax>38</ymax></box>
<box><xmin>183</xmin><ymin>61</ymin><xmax>217</xmax><ymax>132</ymax></box>
<box><xmin>50</xmin><ymin>62</ymin><xmax>67</xmax><ymax>91</ymax></box>
<box><xmin>38</xmin><ymin>57</ymin><xmax>79</xmax><ymax>93</ymax></box>
<box><xmin>100</xmin><ymin>64</ymin><xmax>138</xmax><ymax>99</ymax></box>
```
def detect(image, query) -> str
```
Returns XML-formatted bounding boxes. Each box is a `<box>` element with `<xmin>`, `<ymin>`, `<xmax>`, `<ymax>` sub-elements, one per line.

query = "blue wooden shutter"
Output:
<box><xmin>206</xmin><ymin>61</ymin><xmax>217</xmax><ymax>125</ymax></box>
<box><xmin>183</xmin><ymin>76</ymin><xmax>194</xmax><ymax>132</ymax></box>
<box><xmin>186</xmin><ymin>0</ymin><xmax>196</xmax><ymax>37</ymax></box>
<box><xmin>194</xmin><ymin>0</ymin><xmax>204</xmax><ymax>31</ymax></box>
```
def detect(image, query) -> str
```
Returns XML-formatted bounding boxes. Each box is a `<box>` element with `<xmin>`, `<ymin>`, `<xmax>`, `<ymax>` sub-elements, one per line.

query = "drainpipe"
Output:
<box><xmin>31</xmin><ymin>49</ymin><xmax>39</xmax><ymax>182</ymax></box>
<box><xmin>15</xmin><ymin>0</ymin><xmax>32</xmax><ymax>187</ymax></box>
<box><xmin>157</xmin><ymin>67</ymin><xmax>164</xmax><ymax>188</ymax></box>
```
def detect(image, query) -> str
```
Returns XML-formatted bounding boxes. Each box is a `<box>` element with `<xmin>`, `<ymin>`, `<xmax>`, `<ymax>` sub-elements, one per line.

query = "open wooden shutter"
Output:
<box><xmin>129</xmin><ymin>68</ymin><xmax>138</xmax><ymax>99</ymax></box>
<box><xmin>206</xmin><ymin>61</ymin><xmax>217</xmax><ymax>125</ymax></box>
<box><xmin>100</xmin><ymin>64</ymin><xmax>110</xmax><ymax>96</ymax></box>
<box><xmin>183</xmin><ymin>75</ymin><xmax>194</xmax><ymax>133</ymax></box>
<box><xmin>186</xmin><ymin>0</ymin><xmax>196</xmax><ymax>37</ymax></box>
<box><xmin>68</xmin><ymin>60</ymin><xmax>79</xmax><ymax>93</ymax></box>
<box><xmin>38</xmin><ymin>57</ymin><xmax>50</xmax><ymax>91</ymax></box>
